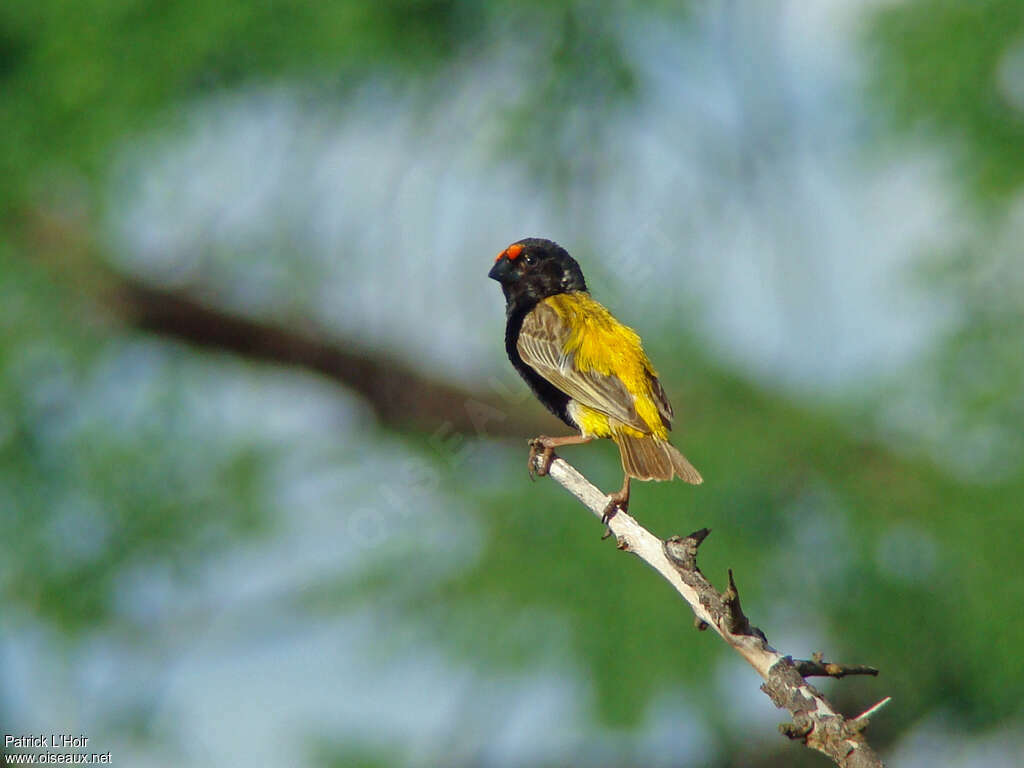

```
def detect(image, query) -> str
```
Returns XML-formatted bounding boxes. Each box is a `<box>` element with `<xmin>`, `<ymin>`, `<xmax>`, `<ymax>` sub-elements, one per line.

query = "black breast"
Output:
<box><xmin>505</xmin><ymin>301</ymin><xmax>575</xmax><ymax>429</ymax></box>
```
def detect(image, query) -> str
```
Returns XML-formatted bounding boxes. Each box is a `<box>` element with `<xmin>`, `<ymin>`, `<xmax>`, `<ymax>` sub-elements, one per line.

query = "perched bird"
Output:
<box><xmin>488</xmin><ymin>237</ymin><xmax>701</xmax><ymax>520</ymax></box>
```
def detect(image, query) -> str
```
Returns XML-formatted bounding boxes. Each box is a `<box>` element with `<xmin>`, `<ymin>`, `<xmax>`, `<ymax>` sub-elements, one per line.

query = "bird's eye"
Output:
<box><xmin>523</xmin><ymin>252</ymin><xmax>536</xmax><ymax>266</ymax></box>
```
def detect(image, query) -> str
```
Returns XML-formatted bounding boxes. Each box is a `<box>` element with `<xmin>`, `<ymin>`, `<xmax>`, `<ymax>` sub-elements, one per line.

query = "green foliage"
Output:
<box><xmin>868</xmin><ymin>0</ymin><xmax>1024</xmax><ymax>206</ymax></box>
<box><xmin>0</xmin><ymin>244</ymin><xmax>274</xmax><ymax>632</ymax></box>
<box><xmin>0</xmin><ymin>0</ymin><xmax>488</xmax><ymax>208</ymax></box>
<box><xmin>868</xmin><ymin>0</ymin><xmax>1024</xmax><ymax>474</ymax></box>
<box><xmin>0</xmin><ymin>0</ymin><xmax>655</xmax><ymax>210</ymax></box>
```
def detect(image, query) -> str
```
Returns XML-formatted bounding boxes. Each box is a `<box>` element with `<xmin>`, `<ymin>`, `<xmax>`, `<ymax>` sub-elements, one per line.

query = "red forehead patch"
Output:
<box><xmin>494</xmin><ymin>243</ymin><xmax>525</xmax><ymax>262</ymax></box>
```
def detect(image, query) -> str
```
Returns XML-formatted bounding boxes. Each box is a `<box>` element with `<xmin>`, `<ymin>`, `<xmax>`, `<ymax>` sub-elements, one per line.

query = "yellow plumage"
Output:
<box><xmin>543</xmin><ymin>293</ymin><xmax>668</xmax><ymax>441</ymax></box>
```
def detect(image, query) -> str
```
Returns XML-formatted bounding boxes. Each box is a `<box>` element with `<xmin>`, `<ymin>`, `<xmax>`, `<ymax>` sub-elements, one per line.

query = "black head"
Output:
<box><xmin>487</xmin><ymin>237</ymin><xmax>588</xmax><ymax>308</ymax></box>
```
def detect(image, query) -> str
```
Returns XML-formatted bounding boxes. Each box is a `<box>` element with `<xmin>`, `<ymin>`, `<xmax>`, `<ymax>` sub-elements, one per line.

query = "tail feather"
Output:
<box><xmin>664</xmin><ymin>441</ymin><xmax>703</xmax><ymax>485</ymax></box>
<box><xmin>614</xmin><ymin>433</ymin><xmax>703</xmax><ymax>485</ymax></box>
<box><xmin>616</xmin><ymin>433</ymin><xmax>673</xmax><ymax>481</ymax></box>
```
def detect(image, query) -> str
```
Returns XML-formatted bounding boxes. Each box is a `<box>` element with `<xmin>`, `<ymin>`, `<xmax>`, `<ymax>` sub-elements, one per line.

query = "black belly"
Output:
<box><xmin>505</xmin><ymin>304</ymin><xmax>575</xmax><ymax>429</ymax></box>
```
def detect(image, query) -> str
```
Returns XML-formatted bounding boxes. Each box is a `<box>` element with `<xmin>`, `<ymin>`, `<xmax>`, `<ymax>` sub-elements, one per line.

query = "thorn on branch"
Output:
<box><xmin>850</xmin><ymin>696</ymin><xmax>893</xmax><ymax>733</ymax></box>
<box><xmin>664</xmin><ymin>533</ymin><xmax>766</xmax><ymax>640</ymax></box>
<box><xmin>722</xmin><ymin>568</ymin><xmax>766</xmax><ymax>640</ymax></box>
<box><xmin>688</xmin><ymin>527</ymin><xmax>712</xmax><ymax>548</ymax></box>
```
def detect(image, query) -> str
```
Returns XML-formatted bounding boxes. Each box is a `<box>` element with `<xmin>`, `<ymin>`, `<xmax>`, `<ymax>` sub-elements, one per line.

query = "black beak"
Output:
<box><xmin>488</xmin><ymin>258</ymin><xmax>514</xmax><ymax>283</ymax></box>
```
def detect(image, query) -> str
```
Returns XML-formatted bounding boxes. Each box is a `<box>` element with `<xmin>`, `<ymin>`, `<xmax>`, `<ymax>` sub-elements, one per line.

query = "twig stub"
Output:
<box><xmin>722</xmin><ymin>568</ymin><xmax>766</xmax><ymax>640</ymax></box>
<box><xmin>794</xmin><ymin>657</ymin><xmax>880</xmax><ymax>679</ymax></box>
<box><xmin>663</xmin><ymin>529</ymin><xmax>710</xmax><ymax>571</ymax></box>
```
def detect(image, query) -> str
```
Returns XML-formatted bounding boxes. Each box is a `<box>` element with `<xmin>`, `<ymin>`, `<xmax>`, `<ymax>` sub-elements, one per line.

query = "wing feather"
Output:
<box><xmin>649</xmin><ymin>374</ymin><xmax>674</xmax><ymax>430</ymax></box>
<box><xmin>517</xmin><ymin>302</ymin><xmax>648</xmax><ymax>432</ymax></box>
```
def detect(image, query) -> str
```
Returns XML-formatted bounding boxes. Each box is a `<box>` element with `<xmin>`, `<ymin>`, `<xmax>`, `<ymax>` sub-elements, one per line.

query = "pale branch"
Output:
<box><xmin>537</xmin><ymin>453</ymin><xmax>888</xmax><ymax>768</ymax></box>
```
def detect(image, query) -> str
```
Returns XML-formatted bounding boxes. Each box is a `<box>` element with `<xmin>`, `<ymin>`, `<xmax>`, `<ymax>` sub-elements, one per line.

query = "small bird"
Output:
<box><xmin>488</xmin><ymin>237</ymin><xmax>702</xmax><ymax>521</ymax></box>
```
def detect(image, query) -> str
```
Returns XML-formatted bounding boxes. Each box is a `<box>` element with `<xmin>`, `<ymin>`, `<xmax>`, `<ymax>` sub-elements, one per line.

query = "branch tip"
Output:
<box><xmin>688</xmin><ymin>527</ymin><xmax>712</xmax><ymax>547</ymax></box>
<box><xmin>850</xmin><ymin>696</ymin><xmax>892</xmax><ymax>732</ymax></box>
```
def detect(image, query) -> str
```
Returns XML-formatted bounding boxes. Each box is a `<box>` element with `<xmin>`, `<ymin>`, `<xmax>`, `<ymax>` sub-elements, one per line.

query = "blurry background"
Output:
<box><xmin>2</xmin><ymin>0</ymin><xmax>1023</xmax><ymax>766</ymax></box>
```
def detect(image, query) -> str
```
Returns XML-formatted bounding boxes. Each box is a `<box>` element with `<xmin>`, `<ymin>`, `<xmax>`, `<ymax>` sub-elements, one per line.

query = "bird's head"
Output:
<box><xmin>488</xmin><ymin>238</ymin><xmax>587</xmax><ymax>306</ymax></box>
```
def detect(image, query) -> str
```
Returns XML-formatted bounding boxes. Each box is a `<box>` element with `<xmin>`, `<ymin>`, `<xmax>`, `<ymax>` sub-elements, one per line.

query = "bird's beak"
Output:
<box><xmin>488</xmin><ymin>256</ymin><xmax>514</xmax><ymax>283</ymax></box>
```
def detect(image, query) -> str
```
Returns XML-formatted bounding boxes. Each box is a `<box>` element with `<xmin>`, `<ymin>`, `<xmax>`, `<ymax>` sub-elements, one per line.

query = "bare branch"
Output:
<box><xmin>538</xmin><ymin>453</ymin><xmax>888</xmax><ymax>768</ymax></box>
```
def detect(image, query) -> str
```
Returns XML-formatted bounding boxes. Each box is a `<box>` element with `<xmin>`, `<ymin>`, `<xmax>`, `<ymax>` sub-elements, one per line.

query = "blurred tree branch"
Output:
<box><xmin>112</xmin><ymin>277</ymin><xmax>549</xmax><ymax>436</ymax></box>
<box><xmin>19</xmin><ymin>202</ymin><xmax>555</xmax><ymax>437</ymax></box>
<box><xmin>536</xmin><ymin>453</ymin><xmax>889</xmax><ymax>768</ymax></box>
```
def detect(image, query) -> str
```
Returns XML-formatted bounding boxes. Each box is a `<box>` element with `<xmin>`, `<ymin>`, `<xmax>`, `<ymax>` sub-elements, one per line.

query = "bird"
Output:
<box><xmin>488</xmin><ymin>237</ymin><xmax>702</xmax><ymax>522</ymax></box>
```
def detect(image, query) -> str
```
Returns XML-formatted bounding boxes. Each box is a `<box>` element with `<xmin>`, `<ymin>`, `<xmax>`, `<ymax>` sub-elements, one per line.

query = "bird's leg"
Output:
<box><xmin>602</xmin><ymin>475</ymin><xmax>631</xmax><ymax>525</ymax></box>
<box><xmin>528</xmin><ymin>434</ymin><xmax>594</xmax><ymax>478</ymax></box>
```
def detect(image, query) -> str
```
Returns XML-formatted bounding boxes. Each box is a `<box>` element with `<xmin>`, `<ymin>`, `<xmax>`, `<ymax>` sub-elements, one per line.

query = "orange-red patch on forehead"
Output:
<box><xmin>494</xmin><ymin>242</ymin><xmax>525</xmax><ymax>262</ymax></box>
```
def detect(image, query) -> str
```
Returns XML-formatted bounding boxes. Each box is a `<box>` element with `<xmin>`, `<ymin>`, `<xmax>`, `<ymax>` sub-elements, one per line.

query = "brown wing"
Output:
<box><xmin>648</xmin><ymin>373</ymin><xmax>674</xmax><ymax>430</ymax></box>
<box><xmin>517</xmin><ymin>302</ymin><xmax>648</xmax><ymax>432</ymax></box>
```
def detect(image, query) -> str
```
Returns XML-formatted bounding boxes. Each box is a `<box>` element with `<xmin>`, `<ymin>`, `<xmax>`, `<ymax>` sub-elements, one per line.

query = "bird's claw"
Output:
<box><xmin>528</xmin><ymin>438</ymin><xmax>555</xmax><ymax>479</ymax></box>
<box><xmin>600</xmin><ymin>500</ymin><xmax>620</xmax><ymax>526</ymax></box>
<box><xmin>600</xmin><ymin>493</ymin><xmax>628</xmax><ymax>535</ymax></box>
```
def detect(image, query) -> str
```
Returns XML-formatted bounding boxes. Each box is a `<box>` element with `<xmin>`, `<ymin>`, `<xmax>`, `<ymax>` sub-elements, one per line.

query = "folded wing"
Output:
<box><xmin>517</xmin><ymin>301</ymin><xmax>651</xmax><ymax>433</ymax></box>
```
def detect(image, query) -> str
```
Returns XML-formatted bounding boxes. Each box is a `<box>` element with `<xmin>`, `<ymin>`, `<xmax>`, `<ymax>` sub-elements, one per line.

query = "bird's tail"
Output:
<box><xmin>614</xmin><ymin>433</ymin><xmax>703</xmax><ymax>484</ymax></box>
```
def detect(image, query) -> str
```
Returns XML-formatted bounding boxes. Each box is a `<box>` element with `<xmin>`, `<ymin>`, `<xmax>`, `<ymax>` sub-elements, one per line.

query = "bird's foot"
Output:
<box><xmin>601</xmin><ymin>490</ymin><xmax>629</xmax><ymax>526</ymax></box>
<box><xmin>598</xmin><ymin>495</ymin><xmax>622</xmax><ymax>528</ymax></box>
<box><xmin>527</xmin><ymin>433</ymin><xmax>595</xmax><ymax>479</ymax></box>
<box><xmin>528</xmin><ymin>437</ymin><xmax>557</xmax><ymax>479</ymax></box>
<box><xmin>599</xmin><ymin>482</ymin><xmax>630</xmax><ymax>539</ymax></box>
